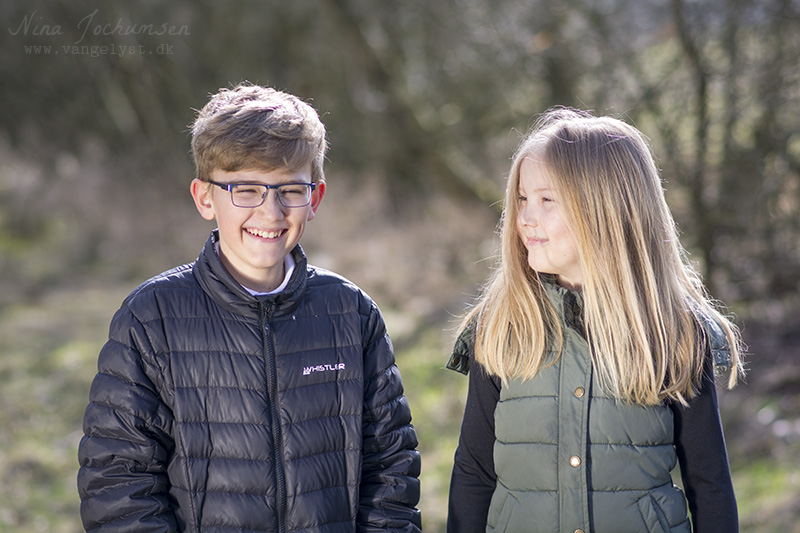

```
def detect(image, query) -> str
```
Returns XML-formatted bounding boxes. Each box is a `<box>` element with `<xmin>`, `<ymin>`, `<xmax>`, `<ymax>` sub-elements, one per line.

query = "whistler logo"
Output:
<box><xmin>303</xmin><ymin>362</ymin><xmax>345</xmax><ymax>376</ymax></box>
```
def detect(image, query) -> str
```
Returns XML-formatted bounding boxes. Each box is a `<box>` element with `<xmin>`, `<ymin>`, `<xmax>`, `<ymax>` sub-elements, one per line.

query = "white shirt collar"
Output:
<box><xmin>214</xmin><ymin>240</ymin><xmax>297</xmax><ymax>296</ymax></box>
<box><xmin>244</xmin><ymin>253</ymin><xmax>296</xmax><ymax>296</ymax></box>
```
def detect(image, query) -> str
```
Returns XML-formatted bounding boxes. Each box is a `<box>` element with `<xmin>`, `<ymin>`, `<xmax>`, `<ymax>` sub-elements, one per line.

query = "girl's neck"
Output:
<box><xmin>557</xmin><ymin>277</ymin><xmax>582</xmax><ymax>292</ymax></box>
<box><xmin>540</xmin><ymin>272</ymin><xmax>582</xmax><ymax>292</ymax></box>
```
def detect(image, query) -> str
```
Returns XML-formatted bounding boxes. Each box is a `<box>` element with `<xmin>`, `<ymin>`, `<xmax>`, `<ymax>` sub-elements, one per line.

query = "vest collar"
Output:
<box><xmin>540</xmin><ymin>274</ymin><xmax>585</xmax><ymax>337</ymax></box>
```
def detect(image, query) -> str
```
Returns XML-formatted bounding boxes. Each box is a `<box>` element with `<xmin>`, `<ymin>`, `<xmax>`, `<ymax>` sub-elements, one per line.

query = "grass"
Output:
<box><xmin>0</xmin><ymin>284</ymin><xmax>796</xmax><ymax>532</ymax></box>
<box><xmin>734</xmin><ymin>458</ymin><xmax>800</xmax><ymax>532</ymax></box>
<box><xmin>392</xmin><ymin>325</ymin><xmax>469</xmax><ymax>532</ymax></box>
<box><xmin>0</xmin><ymin>285</ymin><xmax>130</xmax><ymax>532</ymax></box>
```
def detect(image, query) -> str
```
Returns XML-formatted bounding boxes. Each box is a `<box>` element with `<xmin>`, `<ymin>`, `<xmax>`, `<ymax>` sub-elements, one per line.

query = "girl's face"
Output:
<box><xmin>516</xmin><ymin>156</ymin><xmax>583</xmax><ymax>289</ymax></box>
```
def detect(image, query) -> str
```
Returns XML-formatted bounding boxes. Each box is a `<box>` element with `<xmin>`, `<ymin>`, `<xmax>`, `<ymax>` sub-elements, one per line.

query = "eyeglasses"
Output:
<box><xmin>208</xmin><ymin>180</ymin><xmax>316</xmax><ymax>208</ymax></box>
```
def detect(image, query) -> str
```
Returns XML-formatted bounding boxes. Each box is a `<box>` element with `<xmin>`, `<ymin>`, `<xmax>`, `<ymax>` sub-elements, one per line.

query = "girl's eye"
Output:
<box><xmin>518</xmin><ymin>195</ymin><xmax>527</xmax><ymax>203</ymax></box>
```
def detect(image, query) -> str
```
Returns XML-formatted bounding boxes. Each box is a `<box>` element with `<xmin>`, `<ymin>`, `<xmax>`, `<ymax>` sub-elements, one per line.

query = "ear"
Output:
<box><xmin>306</xmin><ymin>181</ymin><xmax>326</xmax><ymax>221</ymax></box>
<box><xmin>190</xmin><ymin>179</ymin><xmax>216</xmax><ymax>221</ymax></box>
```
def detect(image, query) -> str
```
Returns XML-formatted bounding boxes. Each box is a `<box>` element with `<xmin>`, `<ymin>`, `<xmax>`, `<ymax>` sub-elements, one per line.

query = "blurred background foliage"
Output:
<box><xmin>1</xmin><ymin>0</ymin><xmax>799</xmax><ymax>531</ymax></box>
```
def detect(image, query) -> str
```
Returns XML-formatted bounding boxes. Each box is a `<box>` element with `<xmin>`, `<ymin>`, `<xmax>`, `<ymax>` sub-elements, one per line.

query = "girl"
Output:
<box><xmin>446</xmin><ymin>108</ymin><xmax>744</xmax><ymax>533</ymax></box>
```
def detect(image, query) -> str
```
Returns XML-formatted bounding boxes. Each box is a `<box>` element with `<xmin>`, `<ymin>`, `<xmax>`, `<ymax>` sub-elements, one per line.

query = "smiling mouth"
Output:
<box><xmin>246</xmin><ymin>228</ymin><xmax>285</xmax><ymax>239</ymax></box>
<box><xmin>526</xmin><ymin>237</ymin><xmax>548</xmax><ymax>246</ymax></box>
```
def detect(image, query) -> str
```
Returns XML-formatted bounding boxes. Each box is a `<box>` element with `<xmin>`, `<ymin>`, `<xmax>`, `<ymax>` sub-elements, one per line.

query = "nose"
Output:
<box><xmin>256</xmin><ymin>189</ymin><xmax>286</xmax><ymax>219</ymax></box>
<box><xmin>518</xmin><ymin>202</ymin><xmax>538</xmax><ymax>227</ymax></box>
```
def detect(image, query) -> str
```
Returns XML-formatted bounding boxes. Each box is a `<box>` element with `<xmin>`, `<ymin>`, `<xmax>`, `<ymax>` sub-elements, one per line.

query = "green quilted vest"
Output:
<box><xmin>487</xmin><ymin>282</ymin><xmax>692</xmax><ymax>533</ymax></box>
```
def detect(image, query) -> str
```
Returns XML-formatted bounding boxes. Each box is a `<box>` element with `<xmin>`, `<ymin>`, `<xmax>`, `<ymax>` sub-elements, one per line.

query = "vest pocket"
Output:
<box><xmin>636</xmin><ymin>493</ymin><xmax>671</xmax><ymax>532</ymax></box>
<box><xmin>488</xmin><ymin>489</ymin><xmax>560</xmax><ymax>533</ymax></box>
<box><xmin>487</xmin><ymin>489</ymin><xmax>511</xmax><ymax>532</ymax></box>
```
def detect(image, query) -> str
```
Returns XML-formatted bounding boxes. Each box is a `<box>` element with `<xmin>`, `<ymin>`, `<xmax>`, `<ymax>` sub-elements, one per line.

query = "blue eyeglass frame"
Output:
<box><xmin>207</xmin><ymin>180</ymin><xmax>316</xmax><ymax>208</ymax></box>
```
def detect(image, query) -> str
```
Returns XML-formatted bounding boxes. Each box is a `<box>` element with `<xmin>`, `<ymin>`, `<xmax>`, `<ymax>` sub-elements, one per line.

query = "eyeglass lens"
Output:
<box><xmin>230</xmin><ymin>184</ymin><xmax>312</xmax><ymax>208</ymax></box>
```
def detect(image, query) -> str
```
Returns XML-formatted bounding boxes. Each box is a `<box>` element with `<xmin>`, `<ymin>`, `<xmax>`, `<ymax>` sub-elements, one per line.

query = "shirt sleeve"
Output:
<box><xmin>447</xmin><ymin>362</ymin><xmax>501</xmax><ymax>533</ymax></box>
<box><xmin>671</xmin><ymin>353</ymin><xmax>739</xmax><ymax>533</ymax></box>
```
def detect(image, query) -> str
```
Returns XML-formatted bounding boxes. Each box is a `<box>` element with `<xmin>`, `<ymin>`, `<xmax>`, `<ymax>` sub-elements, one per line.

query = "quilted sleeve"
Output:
<box><xmin>357</xmin><ymin>300</ymin><xmax>422</xmax><ymax>532</ymax></box>
<box><xmin>77</xmin><ymin>305</ymin><xmax>177</xmax><ymax>532</ymax></box>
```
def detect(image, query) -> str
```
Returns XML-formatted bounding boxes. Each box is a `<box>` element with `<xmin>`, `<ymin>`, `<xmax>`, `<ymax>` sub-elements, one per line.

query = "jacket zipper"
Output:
<box><xmin>260</xmin><ymin>302</ymin><xmax>287</xmax><ymax>533</ymax></box>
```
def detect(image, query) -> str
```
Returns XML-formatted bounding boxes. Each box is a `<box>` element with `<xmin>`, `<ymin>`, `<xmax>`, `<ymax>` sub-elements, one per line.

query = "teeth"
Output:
<box><xmin>248</xmin><ymin>228</ymin><xmax>282</xmax><ymax>239</ymax></box>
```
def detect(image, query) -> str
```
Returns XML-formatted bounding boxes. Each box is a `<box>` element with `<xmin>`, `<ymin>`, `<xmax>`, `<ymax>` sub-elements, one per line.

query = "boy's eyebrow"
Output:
<box><xmin>221</xmin><ymin>179</ymin><xmax>310</xmax><ymax>185</ymax></box>
<box><xmin>211</xmin><ymin>175</ymin><xmax>312</xmax><ymax>185</ymax></box>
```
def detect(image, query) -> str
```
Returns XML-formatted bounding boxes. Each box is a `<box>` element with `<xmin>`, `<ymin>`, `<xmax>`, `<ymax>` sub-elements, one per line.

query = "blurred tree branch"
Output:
<box><xmin>1</xmin><ymin>0</ymin><xmax>799</xmax><ymax>307</ymax></box>
<box><xmin>323</xmin><ymin>0</ymin><xmax>504</xmax><ymax>208</ymax></box>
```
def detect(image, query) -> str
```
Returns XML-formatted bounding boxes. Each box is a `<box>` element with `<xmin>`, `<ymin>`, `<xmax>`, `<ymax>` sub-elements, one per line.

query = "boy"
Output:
<box><xmin>77</xmin><ymin>84</ymin><xmax>422</xmax><ymax>532</ymax></box>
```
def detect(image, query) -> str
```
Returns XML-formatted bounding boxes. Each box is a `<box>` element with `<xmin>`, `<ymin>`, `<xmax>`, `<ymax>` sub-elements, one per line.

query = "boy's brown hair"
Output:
<box><xmin>191</xmin><ymin>83</ymin><xmax>328</xmax><ymax>183</ymax></box>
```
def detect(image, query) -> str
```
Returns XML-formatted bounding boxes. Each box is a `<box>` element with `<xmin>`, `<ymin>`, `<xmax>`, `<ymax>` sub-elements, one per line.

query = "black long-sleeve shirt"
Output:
<box><xmin>447</xmin><ymin>353</ymin><xmax>738</xmax><ymax>532</ymax></box>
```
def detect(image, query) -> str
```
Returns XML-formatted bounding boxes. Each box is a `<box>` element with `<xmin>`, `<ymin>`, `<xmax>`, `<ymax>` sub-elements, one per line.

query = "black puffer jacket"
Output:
<box><xmin>78</xmin><ymin>231</ymin><xmax>421</xmax><ymax>532</ymax></box>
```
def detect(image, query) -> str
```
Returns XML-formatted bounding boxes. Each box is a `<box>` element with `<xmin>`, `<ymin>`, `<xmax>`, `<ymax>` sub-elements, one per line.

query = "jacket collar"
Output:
<box><xmin>194</xmin><ymin>230</ymin><xmax>308</xmax><ymax>317</ymax></box>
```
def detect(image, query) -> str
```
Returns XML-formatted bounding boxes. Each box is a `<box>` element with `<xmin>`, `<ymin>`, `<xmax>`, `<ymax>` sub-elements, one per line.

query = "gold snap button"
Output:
<box><xmin>570</xmin><ymin>455</ymin><xmax>581</xmax><ymax>467</ymax></box>
<box><xmin>574</xmin><ymin>530</ymin><xmax>585</xmax><ymax>533</ymax></box>
<box><xmin>574</xmin><ymin>387</ymin><xmax>585</xmax><ymax>398</ymax></box>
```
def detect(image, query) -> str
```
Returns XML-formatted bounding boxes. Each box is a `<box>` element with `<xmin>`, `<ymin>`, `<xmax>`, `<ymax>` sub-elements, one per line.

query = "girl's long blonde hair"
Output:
<box><xmin>464</xmin><ymin>108</ymin><xmax>743</xmax><ymax>405</ymax></box>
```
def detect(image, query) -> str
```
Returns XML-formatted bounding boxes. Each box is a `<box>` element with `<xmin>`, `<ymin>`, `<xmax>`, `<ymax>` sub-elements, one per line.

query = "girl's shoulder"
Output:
<box><xmin>698</xmin><ymin>313</ymin><xmax>733</xmax><ymax>370</ymax></box>
<box><xmin>447</xmin><ymin>318</ymin><xmax>477</xmax><ymax>375</ymax></box>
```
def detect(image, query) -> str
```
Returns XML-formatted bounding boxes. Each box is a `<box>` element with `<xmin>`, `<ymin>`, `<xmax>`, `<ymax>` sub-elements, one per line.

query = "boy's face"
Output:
<box><xmin>191</xmin><ymin>166</ymin><xmax>325</xmax><ymax>293</ymax></box>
